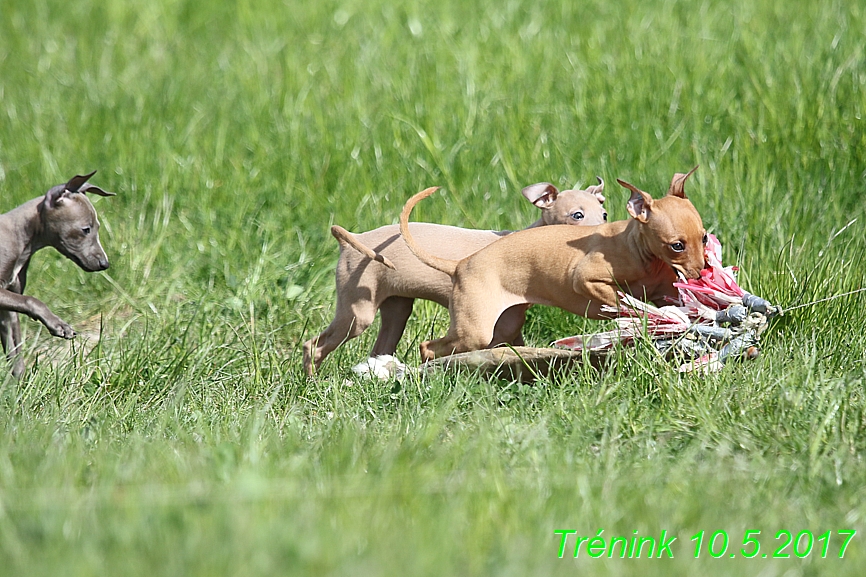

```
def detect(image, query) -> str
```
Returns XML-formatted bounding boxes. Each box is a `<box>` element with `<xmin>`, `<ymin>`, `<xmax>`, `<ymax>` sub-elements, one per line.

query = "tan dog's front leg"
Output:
<box><xmin>302</xmin><ymin>295</ymin><xmax>379</xmax><ymax>375</ymax></box>
<box><xmin>567</xmin><ymin>268</ymin><xmax>620</xmax><ymax>318</ymax></box>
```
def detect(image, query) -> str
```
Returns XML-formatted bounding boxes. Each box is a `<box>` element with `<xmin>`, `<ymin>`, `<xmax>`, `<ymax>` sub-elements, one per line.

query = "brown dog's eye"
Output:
<box><xmin>702</xmin><ymin>234</ymin><xmax>708</xmax><ymax>245</ymax></box>
<box><xmin>670</xmin><ymin>241</ymin><xmax>685</xmax><ymax>253</ymax></box>
<box><xmin>571</xmin><ymin>211</ymin><xmax>584</xmax><ymax>221</ymax></box>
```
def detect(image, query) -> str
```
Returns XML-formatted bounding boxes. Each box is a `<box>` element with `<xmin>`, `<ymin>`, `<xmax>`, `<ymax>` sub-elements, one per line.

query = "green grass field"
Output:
<box><xmin>1</xmin><ymin>0</ymin><xmax>865</xmax><ymax>574</ymax></box>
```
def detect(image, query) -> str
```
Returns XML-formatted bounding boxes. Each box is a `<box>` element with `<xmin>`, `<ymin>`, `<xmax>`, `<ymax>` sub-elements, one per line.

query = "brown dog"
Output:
<box><xmin>399</xmin><ymin>169</ymin><xmax>707</xmax><ymax>361</ymax></box>
<box><xmin>303</xmin><ymin>180</ymin><xmax>607</xmax><ymax>374</ymax></box>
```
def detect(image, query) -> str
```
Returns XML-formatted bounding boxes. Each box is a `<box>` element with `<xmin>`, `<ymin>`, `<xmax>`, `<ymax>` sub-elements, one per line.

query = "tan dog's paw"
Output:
<box><xmin>419</xmin><ymin>341</ymin><xmax>436</xmax><ymax>362</ymax></box>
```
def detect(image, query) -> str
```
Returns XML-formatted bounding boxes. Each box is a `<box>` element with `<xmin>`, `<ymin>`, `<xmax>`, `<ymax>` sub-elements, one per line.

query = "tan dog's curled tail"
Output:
<box><xmin>330</xmin><ymin>225</ymin><xmax>396</xmax><ymax>270</ymax></box>
<box><xmin>398</xmin><ymin>186</ymin><xmax>458</xmax><ymax>276</ymax></box>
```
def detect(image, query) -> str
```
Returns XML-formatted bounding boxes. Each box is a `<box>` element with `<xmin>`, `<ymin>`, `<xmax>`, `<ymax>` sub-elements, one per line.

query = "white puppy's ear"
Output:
<box><xmin>618</xmin><ymin>179</ymin><xmax>654</xmax><ymax>223</ymax></box>
<box><xmin>584</xmin><ymin>176</ymin><xmax>605</xmax><ymax>204</ymax></box>
<box><xmin>522</xmin><ymin>183</ymin><xmax>559</xmax><ymax>209</ymax></box>
<box><xmin>668</xmin><ymin>166</ymin><xmax>698</xmax><ymax>198</ymax></box>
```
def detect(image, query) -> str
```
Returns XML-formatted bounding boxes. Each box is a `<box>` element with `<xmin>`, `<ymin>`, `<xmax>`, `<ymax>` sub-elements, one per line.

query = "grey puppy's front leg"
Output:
<box><xmin>0</xmin><ymin>310</ymin><xmax>24</xmax><ymax>377</ymax></box>
<box><xmin>0</xmin><ymin>289</ymin><xmax>76</xmax><ymax>340</ymax></box>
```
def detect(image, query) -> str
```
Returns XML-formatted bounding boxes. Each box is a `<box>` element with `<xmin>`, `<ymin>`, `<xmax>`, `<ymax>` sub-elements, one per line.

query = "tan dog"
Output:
<box><xmin>399</xmin><ymin>169</ymin><xmax>707</xmax><ymax>361</ymax></box>
<box><xmin>303</xmin><ymin>180</ymin><xmax>607</xmax><ymax>374</ymax></box>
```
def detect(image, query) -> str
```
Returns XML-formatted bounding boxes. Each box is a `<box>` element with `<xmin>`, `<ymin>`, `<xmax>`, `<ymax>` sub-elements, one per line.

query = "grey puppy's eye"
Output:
<box><xmin>82</xmin><ymin>226</ymin><xmax>91</xmax><ymax>235</ymax></box>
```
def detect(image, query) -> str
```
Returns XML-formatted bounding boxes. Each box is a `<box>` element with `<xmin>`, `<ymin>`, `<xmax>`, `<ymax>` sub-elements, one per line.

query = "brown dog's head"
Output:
<box><xmin>39</xmin><ymin>171</ymin><xmax>115</xmax><ymax>272</ymax></box>
<box><xmin>522</xmin><ymin>177</ymin><xmax>607</xmax><ymax>226</ymax></box>
<box><xmin>617</xmin><ymin>168</ymin><xmax>706</xmax><ymax>280</ymax></box>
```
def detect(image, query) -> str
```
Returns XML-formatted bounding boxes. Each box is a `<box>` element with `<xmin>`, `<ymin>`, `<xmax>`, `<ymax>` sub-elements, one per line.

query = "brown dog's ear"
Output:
<box><xmin>522</xmin><ymin>183</ymin><xmax>559</xmax><ymax>209</ymax></box>
<box><xmin>585</xmin><ymin>176</ymin><xmax>605</xmax><ymax>204</ymax></box>
<box><xmin>65</xmin><ymin>170</ymin><xmax>98</xmax><ymax>193</ymax></box>
<box><xmin>667</xmin><ymin>166</ymin><xmax>699</xmax><ymax>198</ymax></box>
<box><xmin>618</xmin><ymin>179</ymin><xmax>654</xmax><ymax>223</ymax></box>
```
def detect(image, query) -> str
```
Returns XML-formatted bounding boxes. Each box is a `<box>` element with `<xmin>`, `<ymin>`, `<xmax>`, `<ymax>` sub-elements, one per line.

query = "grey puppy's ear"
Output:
<box><xmin>79</xmin><ymin>183</ymin><xmax>116</xmax><ymax>197</ymax></box>
<box><xmin>44</xmin><ymin>185</ymin><xmax>66</xmax><ymax>209</ymax></box>
<box><xmin>65</xmin><ymin>170</ymin><xmax>115</xmax><ymax>197</ymax></box>
<box><xmin>65</xmin><ymin>170</ymin><xmax>98</xmax><ymax>192</ymax></box>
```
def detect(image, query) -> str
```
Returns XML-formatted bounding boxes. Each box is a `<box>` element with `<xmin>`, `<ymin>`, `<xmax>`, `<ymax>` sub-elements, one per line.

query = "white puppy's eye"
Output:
<box><xmin>571</xmin><ymin>211</ymin><xmax>584</xmax><ymax>220</ymax></box>
<box><xmin>670</xmin><ymin>241</ymin><xmax>685</xmax><ymax>252</ymax></box>
<box><xmin>602</xmin><ymin>212</ymin><xmax>608</xmax><ymax>221</ymax></box>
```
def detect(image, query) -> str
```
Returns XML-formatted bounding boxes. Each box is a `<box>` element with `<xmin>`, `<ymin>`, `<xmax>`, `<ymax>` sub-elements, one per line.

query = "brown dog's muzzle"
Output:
<box><xmin>673</xmin><ymin>265</ymin><xmax>703</xmax><ymax>281</ymax></box>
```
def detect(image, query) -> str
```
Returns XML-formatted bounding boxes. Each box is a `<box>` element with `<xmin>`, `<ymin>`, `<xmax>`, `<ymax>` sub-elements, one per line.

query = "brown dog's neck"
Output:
<box><xmin>624</xmin><ymin>219</ymin><xmax>654</xmax><ymax>266</ymax></box>
<box><xmin>624</xmin><ymin>220</ymin><xmax>679</xmax><ymax>284</ymax></box>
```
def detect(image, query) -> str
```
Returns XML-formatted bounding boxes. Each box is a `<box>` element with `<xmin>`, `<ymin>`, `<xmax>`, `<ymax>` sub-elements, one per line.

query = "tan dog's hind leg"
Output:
<box><xmin>420</xmin><ymin>286</ymin><xmax>513</xmax><ymax>361</ymax></box>
<box><xmin>489</xmin><ymin>305</ymin><xmax>529</xmax><ymax>347</ymax></box>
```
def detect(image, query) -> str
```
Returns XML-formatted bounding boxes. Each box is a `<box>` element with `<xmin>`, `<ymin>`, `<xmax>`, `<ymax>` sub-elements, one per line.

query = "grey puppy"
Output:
<box><xmin>0</xmin><ymin>171</ymin><xmax>114</xmax><ymax>377</ymax></box>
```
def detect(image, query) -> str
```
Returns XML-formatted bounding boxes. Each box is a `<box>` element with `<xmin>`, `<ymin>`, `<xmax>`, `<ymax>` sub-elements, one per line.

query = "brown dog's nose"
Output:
<box><xmin>686</xmin><ymin>266</ymin><xmax>703</xmax><ymax>280</ymax></box>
